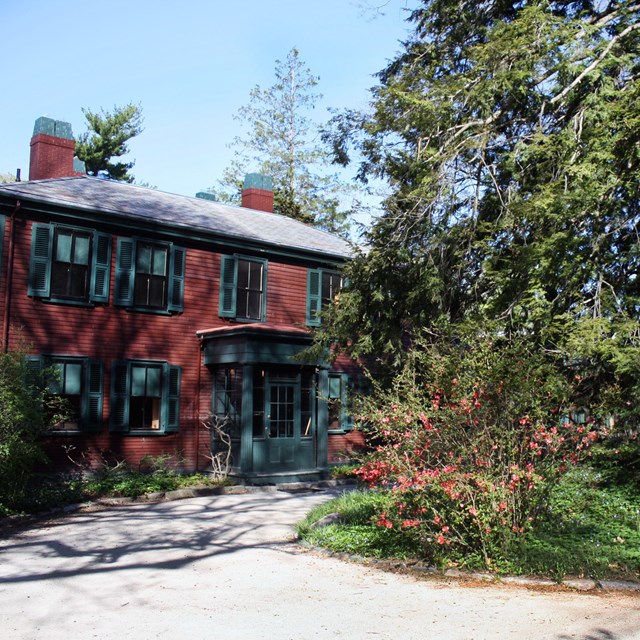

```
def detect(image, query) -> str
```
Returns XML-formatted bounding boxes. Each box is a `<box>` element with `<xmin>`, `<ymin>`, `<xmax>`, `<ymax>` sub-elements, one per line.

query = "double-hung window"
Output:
<box><xmin>327</xmin><ymin>372</ymin><xmax>354</xmax><ymax>432</ymax></box>
<box><xmin>219</xmin><ymin>255</ymin><xmax>267</xmax><ymax>322</ymax></box>
<box><xmin>28</xmin><ymin>224</ymin><xmax>111</xmax><ymax>304</ymax></box>
<box><xmin>306</xmin><ymin>269</ymin><xmax>342</xmax><ymax>326</ymax></box>
<box><xmin>25</xmin><ymin>355</ymin><xmax>104</xmax><ymax>432</ymax></box>
<box><xmin>114</xmin><ymin>238</ymin><xmax>185</xmax><ymax>313</ymax></box>
<box><xmin>110</xmin><ymin>360</ymin><xmax>181</xmax><ymax>434</ymax></box>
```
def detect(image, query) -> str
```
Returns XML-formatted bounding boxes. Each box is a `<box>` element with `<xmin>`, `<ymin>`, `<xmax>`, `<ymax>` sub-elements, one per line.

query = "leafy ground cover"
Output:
<box><xmin>297</xmin><ymin>469</ymin><xmax>640</xmax><ymax>582</ymax></box>
<box><xmin>0</xmin><ymin>456</ymin><xmax>228</xmax><ymax>516</ymax></box>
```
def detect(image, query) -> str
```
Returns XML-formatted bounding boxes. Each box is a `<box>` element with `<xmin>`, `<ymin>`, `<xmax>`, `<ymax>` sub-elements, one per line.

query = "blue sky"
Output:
<box><xmin>2</xmin><ymin>0</ymin><xmax>412</xmax><ymax>219</ymax></box>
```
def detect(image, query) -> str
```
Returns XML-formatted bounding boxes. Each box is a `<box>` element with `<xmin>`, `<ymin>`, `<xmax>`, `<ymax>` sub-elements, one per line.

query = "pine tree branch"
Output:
<box><xmin>550</xmin><ymin>21</ymin><xmax>640</xmax><ymax>106</ymax></box>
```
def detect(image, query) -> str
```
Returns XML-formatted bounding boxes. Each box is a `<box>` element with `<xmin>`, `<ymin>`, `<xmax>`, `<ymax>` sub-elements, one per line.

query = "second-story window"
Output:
<box><xmin>134</xmin><ymin>243</ymin><xmax>168</xmax><ymax>309</ymax></box>
<box><xmin>28</xmin><ymin>223</ymin><xmax>111</xmax><ymax>305</ymax></box>
<box><xmin>306</xmin><ymin>269</ymin><xmax>342</xmax><ymax>326</ymax></box>
<box><xmin>237</xmin><ymin>258</ymin><xmax>264</xmax><ymax>320</ymax></box>
<box><xmin>219</xmin><ymin>255</ymin><xmax>267</xmax><ymax>322</ymax></box>
<box><xmin>114</xmin><ymin>238</ymin><xmax>185</xmax><ymax>314</ymax></box>
<box><xmin>51</xmin><ymin>229</ymin><xmax>91</xmax><ymax>300</ymax></box>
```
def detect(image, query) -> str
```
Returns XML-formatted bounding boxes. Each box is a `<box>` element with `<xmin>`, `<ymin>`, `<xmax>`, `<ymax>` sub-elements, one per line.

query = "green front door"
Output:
<box><xmin>252</xmin><ymin>369</ymin><xmax>316</xmax><ymax>473</ymax></box>
<box><xmin>267</xmin><ymin>381</ymin><xmax>297</xmax><ymax>467</ymax></box>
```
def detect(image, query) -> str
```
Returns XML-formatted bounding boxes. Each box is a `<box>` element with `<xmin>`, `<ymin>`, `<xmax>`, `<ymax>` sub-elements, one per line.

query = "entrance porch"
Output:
<box><xmin>197</xmin><ymin>324</ymin><xmax>330</xmax><ymax>484</ymax></box>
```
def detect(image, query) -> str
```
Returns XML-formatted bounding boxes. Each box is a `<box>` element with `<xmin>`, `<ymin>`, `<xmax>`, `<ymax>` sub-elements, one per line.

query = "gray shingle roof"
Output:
<box><xmin>0</xmin><ymin>176</ymin><xmax>352</xmax><ymax>260</ymax></box>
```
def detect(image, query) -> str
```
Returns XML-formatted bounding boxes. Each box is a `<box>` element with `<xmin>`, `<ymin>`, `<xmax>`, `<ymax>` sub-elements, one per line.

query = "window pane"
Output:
<box><xmin>328</xmin><ymin>397</ymin><xmax>342</xmax><ymax>430</ymax></box>
<box><xmin>236</xmin><ymin>289</ymin><xmax>249</xmax><ymax>318</ymax></box>
<box><xmin>152</xmin><ymin>247</ymin><xmax>167</xmax><ymax>276</ymax></box>
<box><xmin>322</xmin><ymin>272</ymin><xmax>340</xmax><ymax>304</ymax></box>
<box><xmin>237</xmin><ymin>259</ymin><xmax>249</xmax><ymax>289</ymax></box>
<box><xmin>249</xmin><ymin>261</ymin><xmax>263</xmax><ymax>289</ymax></box>
<box><xmin>146</xmin><ymin>366</ymin><xmax>162</xmax><ymax>397</ymax></box>
<box><xmin>130</xmin><ymin>397</ymin><xmax>161</xmax><ymax>430</ymax></box>
<box><xmin>73</xmin><ymin>235</ymin><xmax>90</xmax><ymax>265</ymax></box>
<box><xmin>50</xmin><ymin>395</ymin><xmax>81</xmax><ymax>431</ymax></box>
<box><xmin>48</xmin><ymin>362</ymin><xmax>64</xmax><ymax>394</ymax></box>
<box><xmin>137</xmin><ymin>244</ymin><xmax>152</xmax><ymax>274</ymax></box>
<box><xmin>68</xmin><ymin>264</ymin><xmax>88</xmax><ymax>298</ymax></box>
<box><xmin>247</xmin><ymin>291</ymin><xmax>261</xmax><ymax>320</ymax></box>
<box><xmin>131</xmin><ymin>365</ymin><xmax>146</xmax><ymax>396</ymax></box>
<box><xmin>50</xmin><ymin>263</ymin><xmax>69</xmax><ymax>296</ymax></box>
<box><xmin>329</xmin><ymin>375</ymin><xmax>342</xmax><ymax>399</ymax></box>
<box><xmin>55</xmin><ymin>231</ymin><xmax>72</xmax><ymax>262</ymax></box>
<box><xmin>64</xmin><ymin>362</ymin><xmax>82</xmax><ymax>395</ymax></box>
<box><xmin>134</xmin><ymin>274</ymin><xmax>148</xmax><ymax>306</ymax></box>
<box><xmin>148</xmin><ymin>276</ymin><xmax>166</xmax><ymax>307</ymax></box>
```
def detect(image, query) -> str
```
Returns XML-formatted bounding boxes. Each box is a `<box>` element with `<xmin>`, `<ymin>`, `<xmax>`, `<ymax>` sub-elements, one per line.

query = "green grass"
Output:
<box><xmin>297</xmin><ymin>471</ymin><xmax>640</xmax><ymax>581</ymax></box>
<box><xmin>296</xmin><ymin>490</ymin><xmax>422</xmax><ymax>559</ymax></box>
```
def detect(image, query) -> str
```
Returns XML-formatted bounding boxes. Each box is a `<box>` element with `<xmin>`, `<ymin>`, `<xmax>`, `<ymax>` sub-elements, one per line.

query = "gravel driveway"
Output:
<box><xmin>1</xmin><ymin>488</ymin><xmax>639</xmax><ymax>640</ymax></box>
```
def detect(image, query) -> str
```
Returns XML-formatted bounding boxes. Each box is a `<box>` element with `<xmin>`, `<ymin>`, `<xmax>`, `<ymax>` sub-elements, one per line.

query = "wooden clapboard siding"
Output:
<box><xmin>3</xmin><ymin>216</ymin><xmax>337</xmax><ymax>472</ymax></box>
<box><xmin>328</xmin><ymin>430</ymin><xmax>367</xmax><ymax>464</ymax></box>
<box><xmin>265</xmin><ymin>260</ymin><xmax>307</xmax><ymax>325</ymax></box>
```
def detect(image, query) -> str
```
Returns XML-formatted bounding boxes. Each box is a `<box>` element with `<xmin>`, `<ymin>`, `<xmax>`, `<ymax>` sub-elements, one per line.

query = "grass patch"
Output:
<box><xmin>297</xmin><ymin>471</ymin><xmax>640</xmax><ymax>581</ymax></box>
<box><xmin>297</xmin><ymin>490</ymin><xmax>421</xmax><ymax>559</ymax></box>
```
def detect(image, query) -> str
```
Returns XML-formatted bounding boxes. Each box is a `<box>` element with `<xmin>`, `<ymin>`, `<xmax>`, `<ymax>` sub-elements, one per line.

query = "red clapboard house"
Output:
<box><xmin>0</xmin><ymin>117</ymin><xmax>364</xmax><ymax>483</ymax></box>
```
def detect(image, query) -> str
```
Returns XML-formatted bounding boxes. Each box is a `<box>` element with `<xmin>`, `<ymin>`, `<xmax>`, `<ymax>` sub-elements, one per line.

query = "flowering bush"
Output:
<box><xmin>354</xmin><ymin>334</ymin><xmax>603</xmax><ymax>566</ymax></box>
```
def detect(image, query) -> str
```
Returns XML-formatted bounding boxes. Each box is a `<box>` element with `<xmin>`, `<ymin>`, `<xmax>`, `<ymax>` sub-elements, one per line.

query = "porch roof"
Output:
<box><xmin>197</xmin><ymin>323</ymin><xmax>317</xmax><ymax>367</ymax></box>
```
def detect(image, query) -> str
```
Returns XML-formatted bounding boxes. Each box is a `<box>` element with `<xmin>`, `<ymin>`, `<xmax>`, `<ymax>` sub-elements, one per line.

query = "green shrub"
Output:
<box><xmin>352</xmin><ymin>334</ymin><xmax>605</xmax><ymax>567</ymax></box>
<box><xmin>0</xmin><ymin>348</ymin><xmax>49</xmax><ymax>514</ymax></box>
<box><xmin>330</xmin><ymin>464</ymin><xmax>359</xmax><ymax>479</ymax></box>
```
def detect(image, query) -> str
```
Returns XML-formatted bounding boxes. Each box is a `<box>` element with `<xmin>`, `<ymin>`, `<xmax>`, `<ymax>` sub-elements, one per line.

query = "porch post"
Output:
<box><xmin>240</xmin><ymin>364</ymin><xmax>253</xmax><ymax>473</ymax></box>
<box><xmin>316</xmin><ymin>367</ymin><xmax>329</xmax><ymax>470</ymax></box>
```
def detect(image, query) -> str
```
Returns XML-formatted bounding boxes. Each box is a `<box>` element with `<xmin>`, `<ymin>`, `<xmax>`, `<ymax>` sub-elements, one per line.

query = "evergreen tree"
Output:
<box><xmin>320</xmin><ymin>1</ymin><xmax>640</xmax><ymax>424</ymax></box>
<box><xmin>209</xmin><ymin>48</ymin><xmax>357</xmax><ymax>236</ymax></box>
<box><xmin>0</xmin><ymin>172</ymin><xmax>16</xmax><ymax>183</ymax></box>
<box><xmin>75</xmin><ymin>103</ymin><xmax>144</xmax><ymax>182</ymax></box>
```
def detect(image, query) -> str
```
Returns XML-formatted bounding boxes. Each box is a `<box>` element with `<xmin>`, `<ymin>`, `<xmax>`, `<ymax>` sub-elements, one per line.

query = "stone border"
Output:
<box><xmin>297</xmin><ymin>540</ymin><xmax>640</xmax><ymax>594</ymax></box>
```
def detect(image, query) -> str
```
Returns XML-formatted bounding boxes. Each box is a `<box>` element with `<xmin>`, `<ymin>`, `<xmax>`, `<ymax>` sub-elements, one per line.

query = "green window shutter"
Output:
<box><xmin>114</xmin><ymin>238</ymin><xmax>135</xmax><ymax>306</ymax></box>
<box><xmin>28</xmin><ymin>224</ymin><xmax>52</xmax><ymax>297</ymax></box>
<box><xmin>24</xmin><ymin>356</ymin><xmax>44</xmax><ymax>393</ymax></box>
<box><xmin>109</xmin><ymin>360</ymin><xmax>130</xmax><ymax>432</ymax></box>
<box><xmin>328</xmin><ymin>374</ymin><xmax>342</xmax><ymax>399</ymax></box>
<box><xmin>260</xmin><ymin>259</ymin><xmax>268</xmax><ymax>322</ymax></box>
<box><xmin>306</xmin><ymin>269</ymin><xmax>322</xmax><ymax>326</ymax></box>
<box><xmin>167</xmin><ymin>245</ymin><xmax>186</xmax><ymax>313</ymax></box>
<box><xmin>219</xmin><ymin>255</ymin><xmax>237</xmax><ymax>318</ymax></box>
<box><xmin>83</xmin><ymin>359</ymin><xmax>103</xmax><ymax>432</ymax></box>
<box><xmin>90</xmin><ymin>232</ymin><xmax>112</xmax><ymax>303</ymax></box>
<box><xmin>163</xmin><ymin>364</ymin><xmax>181</xmax><ymax>433</ymax></box>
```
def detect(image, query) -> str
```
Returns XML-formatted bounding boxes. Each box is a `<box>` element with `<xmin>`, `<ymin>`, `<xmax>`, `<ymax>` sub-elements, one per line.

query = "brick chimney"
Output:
<box><xmin>29</xmin><ymin>117</ymin><xmax>85</xmax><ymax>180</ymax></box>
<box><xmin>241</xmin><ymin>173</ymin><xmax>274</xmax><ymax>213</ymax></box>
